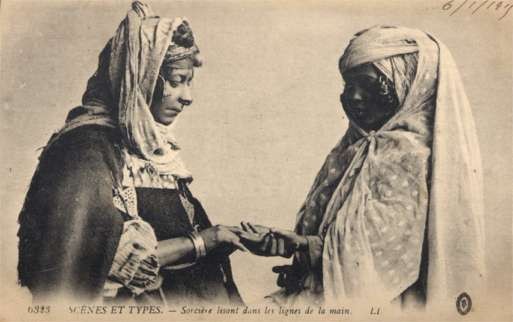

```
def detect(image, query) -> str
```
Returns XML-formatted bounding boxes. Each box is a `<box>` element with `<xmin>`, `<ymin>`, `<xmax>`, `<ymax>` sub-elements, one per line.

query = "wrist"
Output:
<box><xmin>188</xmin><ymin>231</ymin><xmax>207</xmax><ymax>260</ymax></box>
<box><xmin>198</xmin><ymin>229</ymin><xmax>216</xmax><ymax>253</ymax></box>
<box><xmin>294</xmin><ymin>235</ymin><xmax>309</xmax><ymax>252</ymax></box>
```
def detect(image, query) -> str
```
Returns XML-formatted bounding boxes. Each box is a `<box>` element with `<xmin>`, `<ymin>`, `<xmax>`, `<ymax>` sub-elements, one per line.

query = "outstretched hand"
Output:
<box><xmin>230</xmin><ymin>222</ymin><xmax>271</xmax><ymax>256</ymax></box>
<box><xmin>236</xmin><ymin>222</ymin><xmax>308</xmax><ymax>258</ymax></box>
<box><xmin>199</xmin><ymin>225</ymin><xmax>248</xmax><ymax>256</ymax></box>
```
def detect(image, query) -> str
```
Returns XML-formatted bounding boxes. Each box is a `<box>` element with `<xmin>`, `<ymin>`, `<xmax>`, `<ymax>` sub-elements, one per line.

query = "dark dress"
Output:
<box><xmin>17</xmin><ymin>125</ymin><xmax>242</xmax><ymax>304</ymax></box>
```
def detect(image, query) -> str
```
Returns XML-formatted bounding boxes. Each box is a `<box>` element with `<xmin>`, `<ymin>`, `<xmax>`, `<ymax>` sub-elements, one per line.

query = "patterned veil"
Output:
<box><xmin>292</xmin><ymin>26</ymin><xmax>485</xmax><ymax>307</ymax></box>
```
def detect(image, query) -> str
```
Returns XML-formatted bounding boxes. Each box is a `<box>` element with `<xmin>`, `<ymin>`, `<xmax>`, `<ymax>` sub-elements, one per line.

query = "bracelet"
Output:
<box><xmin>187</xmin><ymin>231</ymin><xmax>207</xmax><ymax>261</ymax></box>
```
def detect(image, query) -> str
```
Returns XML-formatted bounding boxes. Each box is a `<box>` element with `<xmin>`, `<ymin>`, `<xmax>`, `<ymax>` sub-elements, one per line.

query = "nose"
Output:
<box><xmin>341</xmin><ymin>86</ymin><xmax>367</xmax><ymax>112</ymax></box>
<box><xmin>178</xmin><ymin>85</ymin><xmax>192</xmax><ymax>106</ymax></box>
<box><xmin>346</xmin><ymin>85</ymin><xmax>365</xmax><ymax>102</ymax></box>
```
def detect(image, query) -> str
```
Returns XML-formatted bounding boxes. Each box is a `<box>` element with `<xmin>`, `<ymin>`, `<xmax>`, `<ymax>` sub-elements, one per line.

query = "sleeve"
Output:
<box><xmin>305</xmin><ymin>235</ymin><xmax>323</xmax><ymax>269</ymax></box>
<box><xmin>17</xmin><ymin>134</ymin><xmax>125</xmax><ymax>301</ymax></box>
<box><xmin>104</xmin><ymin>219</ymin><xmax>160</xmax><ymax>297</ymax></box>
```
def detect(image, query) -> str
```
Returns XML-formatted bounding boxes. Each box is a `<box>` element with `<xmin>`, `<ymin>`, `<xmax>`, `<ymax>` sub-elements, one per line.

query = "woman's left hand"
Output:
<box><xmin>199</xmin><ymin>225</ymin><xmax>248</xmax><ymax>255</ymax></box>
<box><xmin>238</xmin><ymin>222</ymin><xmax>308</xmax><ymax>258</ymax></box>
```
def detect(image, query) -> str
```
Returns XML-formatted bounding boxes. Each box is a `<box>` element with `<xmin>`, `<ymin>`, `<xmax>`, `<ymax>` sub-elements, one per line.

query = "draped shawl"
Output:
<box><xmin>293</xmin><ymin>26</ymin><xmax>485</xmax><ymax>306</ymax></box>
<box><xmin>17</xmin><ymin>1</ymin><xmax>199</xmax><ymax>300</ymax></box>
<box><xmin>48</xmin><ymin>1</ymin><xmax>192</xmax><ymax>179</ymax></box>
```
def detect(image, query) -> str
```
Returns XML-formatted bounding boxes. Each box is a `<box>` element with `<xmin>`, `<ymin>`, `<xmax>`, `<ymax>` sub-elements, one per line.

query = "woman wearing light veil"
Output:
<box><xmin>18</xmin><ymin>2</ymin><xmax>244</xmax><ymax>304</ymax></box>
<box><xmin>239</xmin><ymin>25</ymin><xmax>485</xmax><ymax>309</ymax></box>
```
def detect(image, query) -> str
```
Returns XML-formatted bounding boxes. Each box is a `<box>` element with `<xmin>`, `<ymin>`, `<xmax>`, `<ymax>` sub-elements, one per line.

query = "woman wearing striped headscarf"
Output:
<box><xmin>239</xmin><ymin>25</ymin><xmax>485</xmax><ymax>309</ymax></box>
<box><xmin>17</xmin><ymin>2</ymin><xmax>243</xmax><ymax>304</ymax></box>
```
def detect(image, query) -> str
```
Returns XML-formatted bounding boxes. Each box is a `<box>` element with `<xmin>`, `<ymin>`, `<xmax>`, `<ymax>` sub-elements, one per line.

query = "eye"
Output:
<box><xmin>361</xmin><ymin>81</ymin><xmax>380</xmax><ymax>94</ymax></box>
<box><xmin>168</xmin><ymin>76</ymin><xmax>182</xmax><ymax>88</ymax></box>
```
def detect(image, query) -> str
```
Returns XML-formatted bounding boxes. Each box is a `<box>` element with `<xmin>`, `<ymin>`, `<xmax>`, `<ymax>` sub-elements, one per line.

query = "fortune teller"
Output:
<box><xmin>18</xmin><ymin>2</ymin><xmax>244</xmax><ymax>305</ymax></box>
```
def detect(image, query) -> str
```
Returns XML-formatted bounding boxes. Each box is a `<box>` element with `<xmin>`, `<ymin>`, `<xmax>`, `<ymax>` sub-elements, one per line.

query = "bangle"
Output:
<box><xmin>187</xmin><ymin>231</ymin><xmax>207</xmax><ymax>261</ymax></box>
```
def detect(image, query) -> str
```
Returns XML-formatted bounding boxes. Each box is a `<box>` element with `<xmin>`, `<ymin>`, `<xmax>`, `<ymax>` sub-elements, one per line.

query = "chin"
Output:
<box><xmin>156</xmin><ymin>117</ymin><xmax>175</xmax><ymax>126</ymax></box>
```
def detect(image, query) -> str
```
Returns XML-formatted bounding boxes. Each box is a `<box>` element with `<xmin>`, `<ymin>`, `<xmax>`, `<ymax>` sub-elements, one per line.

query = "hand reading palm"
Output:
<box><xmin>237</xmin><ymin>222</ymin><xmax>307</xmax><ymax>257</ymax></box>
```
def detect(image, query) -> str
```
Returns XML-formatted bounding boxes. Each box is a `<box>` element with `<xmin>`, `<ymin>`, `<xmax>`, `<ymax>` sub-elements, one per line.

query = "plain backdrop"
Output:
<box><xmin>1</xmin><ymin>0</ymin><xmax>511</xmax><ymax>319</ymax></box>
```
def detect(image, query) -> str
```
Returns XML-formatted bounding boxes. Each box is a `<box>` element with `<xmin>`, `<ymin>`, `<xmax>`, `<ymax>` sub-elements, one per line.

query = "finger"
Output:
<box><xmin>271</xmin><ymin>229</ymin><xmax>299</xmax><ymax>245</ymax></box>
<box><xmin>277</xmin><ymin>271</ymin><xmax>286</xmax><ymax>287</ymax></box>
<box><xmin>277</xmin><ymin>238</ymin><xmax>286</xmax><ymax>256</ymax></box>
<box><xmin>237</xmin><ymin>231</ymin><xmax>253</xmax><ymax>240</ymax></box>
<box><xmin>269</xmin><ymin>234</ymin><xmax>278</xmax><ymax>255</ymax></box>
<box><xmin>231</xmin><ymin>239</ymin><xmax>249</xmax><ymax>252</ymax></box>
<box><xmin>246</xmin><ymin>222</ymin><xmax>260</xmax><ymax>234</ymax></box>
<box><xmin>253</xmin><ymin>224</ymin><xmax>270</xmax><ymax>233</ymax></box>
<box><xmin>225</xmin><ymin>232</ymin><xmax>249</xmax><ymax>252</ymax></box>
<box><xmin>270</xmin><ymin>227</ymin><xmax>293</xmax><ymax>237</ymax></box>
<box><xmin>259</xmin><ymin>234</ymin><xmax>272</xmax><ymax>253</ymax></box>
<box><xmin>272</xmin><ymin>265</ymin><xmax>289</xmax><ymax>273</ymax></box>
<box><xmin>225</xmin><ymin>226</ymin><xmax>244</xmax><ymax>235</ymax></box>
<box><xmin>239</xmin><ymin>232</ymin><xmax>262</xmax><ymax>243</ymax></box>
<box><xmin>241</xmin><ymin>221</ymin><xmax>252</xmax><ymax>233</ymax></box>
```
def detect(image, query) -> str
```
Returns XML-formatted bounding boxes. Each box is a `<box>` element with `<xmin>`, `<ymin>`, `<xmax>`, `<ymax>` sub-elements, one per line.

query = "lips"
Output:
<box><xmin>348</xmin><ymin>108</ymin><xmax>365</xmax><ymax>120</ymax></box>
<box><xmin>352</xmin><ymin>110</ymin><xmax>364</xmax><ymax>117</ymax></box>
<box><xmin>163</xmin><ymin>107</ymin><xmax>182</xmax><ymax>114</ymax></box>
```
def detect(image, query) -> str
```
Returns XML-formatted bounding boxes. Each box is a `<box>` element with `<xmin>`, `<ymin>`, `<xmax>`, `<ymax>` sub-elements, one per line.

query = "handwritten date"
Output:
<box><xmin>442</xmin><ymin>0</ymin><xmax>512</xmax><ymax>20</ymax></box>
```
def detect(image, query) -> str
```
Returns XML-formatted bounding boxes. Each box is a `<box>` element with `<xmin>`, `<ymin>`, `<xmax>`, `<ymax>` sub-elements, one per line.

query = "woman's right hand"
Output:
<box><xmin>236</xmin><ymin>222</ymin><xmax>273</xmax><ymax>256</ymax></box>
<box><xmin>238</xmin><ymin>222</ymin><xmax>307</xmax><ymax>258</ymax></box>
<box><xmin>272</xmin><ymin>265</ymin><xmax>303</xmax><ymax>292</ymax></box>
<box><xmin>199</xmin><ymin>225</ymin><xmax>248</xmax><ymax>254</ymax></box>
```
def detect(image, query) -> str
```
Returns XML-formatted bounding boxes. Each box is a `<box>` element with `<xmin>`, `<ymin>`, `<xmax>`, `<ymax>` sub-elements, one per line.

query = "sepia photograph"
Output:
<box><xmin>1</xmin><ymin>0</ymin><xmax>511</xmax><ymax>321</ymax></box>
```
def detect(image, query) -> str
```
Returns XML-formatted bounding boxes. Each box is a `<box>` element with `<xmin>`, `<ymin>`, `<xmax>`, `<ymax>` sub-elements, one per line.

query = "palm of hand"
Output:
<box><xmin>238</xmin><ymin>223</ymin><xmax>272</xmax><ymax>256</ymax></box>
<box><xmin>238</xmin><ymin>222</ymin><xmax>299</xmax><ymax>257</ymax></box>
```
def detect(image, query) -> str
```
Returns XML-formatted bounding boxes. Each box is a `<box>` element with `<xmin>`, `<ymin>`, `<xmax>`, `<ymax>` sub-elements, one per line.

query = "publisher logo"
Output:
<box><xmin>456</xmin><ymin>292</ymin><xmax>472</xmax><ymax>315</ymax></box>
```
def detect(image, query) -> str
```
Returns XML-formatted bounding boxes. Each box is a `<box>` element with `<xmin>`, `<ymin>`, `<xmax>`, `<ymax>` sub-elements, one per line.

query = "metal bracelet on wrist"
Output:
<box><xmin>188</xmin><ymin>231</ymin><xmax>207</xmax><ymax>261</ymax></box>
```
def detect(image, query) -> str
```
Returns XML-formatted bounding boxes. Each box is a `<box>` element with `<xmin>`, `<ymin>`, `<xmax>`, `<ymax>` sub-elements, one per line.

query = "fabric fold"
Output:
<box><xmin>44</xmin><ymin>1</ymin><xmax>193</xmax><ymax>182</ymax></box>
<box><xmin>285</xmin><ymin>25</ymin><xmax>484</xmax><ymax>306</ymax></box>
<box><xmin>107</xmin><ymin>219</ymin><xmax>160</xmax><ymax>296</ymax></box>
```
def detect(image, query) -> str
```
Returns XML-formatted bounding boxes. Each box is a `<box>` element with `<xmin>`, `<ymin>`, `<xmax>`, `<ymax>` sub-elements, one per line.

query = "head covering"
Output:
<box><xmin>47</xmin><ymin>1</ymin><xmax>201</xmax><ymax>181</ymax></box>
<box><xmin>293</xmin><ymin>26</ymin><xmax>485</xmax><ymax>307</ymax></box>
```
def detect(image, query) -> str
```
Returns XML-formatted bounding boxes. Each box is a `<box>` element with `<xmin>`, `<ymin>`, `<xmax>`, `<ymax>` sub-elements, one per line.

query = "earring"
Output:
<box><xmin>377</xmin><ymin>75</ymin><xmax>398</xmax><ymax>107</ymax></box>
<box><xmin>378</xmin><ymin>74</ymin><xmax>391</xmax><ymax>96</ymax></box>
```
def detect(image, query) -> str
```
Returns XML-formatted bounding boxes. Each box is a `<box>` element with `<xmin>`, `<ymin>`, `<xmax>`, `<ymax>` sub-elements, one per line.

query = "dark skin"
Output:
<box><xmin>236</xmin><ymin>64</ymin><xmax>399</xmax><ymax>260</ymax></box>
<box><xmin>340</xmin><ymin>63</ymin><xmax>398</xmax><ymax>132</ymax></box>
<box><xmin>236</xmin><ymin>222</ymin><xmax>307</xmax><ymax>258</ymax></box>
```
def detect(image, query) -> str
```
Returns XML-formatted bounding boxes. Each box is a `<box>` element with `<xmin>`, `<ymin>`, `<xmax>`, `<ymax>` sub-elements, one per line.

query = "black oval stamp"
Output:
<box><xmin>456</xmin><ymin>292</ymin><xmax>472</xmax><ymax>315</ymax></box>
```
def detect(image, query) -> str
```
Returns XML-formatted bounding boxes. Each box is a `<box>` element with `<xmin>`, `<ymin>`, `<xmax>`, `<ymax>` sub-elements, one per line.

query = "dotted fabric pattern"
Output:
<box><xmin>293</xmin><ymin>32</ymin><xmax>439</xmax><ymax>302</ymax></box>
<box><xmin>322</xmin><ymin>132</ymin><xmax>431</xmax><ymax>301</ymax></box>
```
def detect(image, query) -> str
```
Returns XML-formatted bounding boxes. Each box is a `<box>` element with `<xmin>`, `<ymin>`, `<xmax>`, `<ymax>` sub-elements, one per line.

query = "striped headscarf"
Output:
<box><xmin>48</xmin><ymin>1</ymin><xmax>201</xmax><ymax>180</ymax></box>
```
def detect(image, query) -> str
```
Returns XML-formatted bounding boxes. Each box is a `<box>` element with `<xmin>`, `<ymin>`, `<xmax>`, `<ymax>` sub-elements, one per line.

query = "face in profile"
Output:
<box><xmin>340</xmin><ymin>63</ymin><xmax>398</xmax><ymax>132</ymax></box>
<box><xmin>150</xmin><ymin>67</ymin><xmax>194</xmax><ymax>125</ymax></box>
